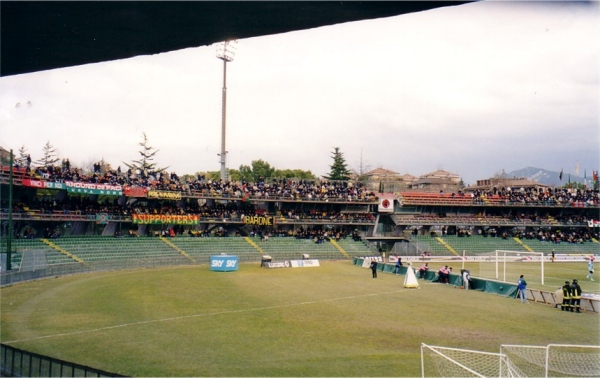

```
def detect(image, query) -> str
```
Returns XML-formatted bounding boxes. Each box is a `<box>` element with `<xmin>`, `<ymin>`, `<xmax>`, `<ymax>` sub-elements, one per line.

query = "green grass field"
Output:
<box><xmin>1</xmin><ymin>260</ymin><xmax>599</xmax><ymax>377</ymax></box>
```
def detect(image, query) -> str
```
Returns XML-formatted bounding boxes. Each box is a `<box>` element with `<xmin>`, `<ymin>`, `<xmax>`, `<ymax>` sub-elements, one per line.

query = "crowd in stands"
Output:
<box><xmin>513</xmin><ymin>228</ymin><xmax>595</xmax><ymax>244</ymax></box>
<box><xmin>2</xmin><ymin>163</ymin><xmax>599</xmax><ymax>242</ymax></box>
<box><xmin>5</xmin><ymin>196</ymin><xmax>377</xmax><ymax>225</ymax></box>
<box><xmin>469</xmin><ymin>187</ymin><xmax>599</xmax><ymax>206</ymax></box>
<box><xmin>10</xmin><ymin>162</ymin><xmax>378</xmax><ymax>202</ymax></box>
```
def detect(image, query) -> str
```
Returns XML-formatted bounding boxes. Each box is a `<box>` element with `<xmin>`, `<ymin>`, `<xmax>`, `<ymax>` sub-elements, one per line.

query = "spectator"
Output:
<box><xmin>394</xmin><ymin>258</ymin><xmax>403</xmax><ymax>275</ymax></box>
<box><xmin>370</xmin><ymin>259</ymin><xmax>378</xmax><ymax>278</ymax></box>
<box><xmin>438</xmin><ymin>265</ymin><xmax>450</xmax><ymax>284</ymax></box>
<box><xmin>419</xmin><ymin>263</ymin><xmax>429</xmax><ymax>279</ymax></box>
<box><xmin>517</xmin><ymin>275</ymin><xmax>528</xmax><ymax>304</ymax></box>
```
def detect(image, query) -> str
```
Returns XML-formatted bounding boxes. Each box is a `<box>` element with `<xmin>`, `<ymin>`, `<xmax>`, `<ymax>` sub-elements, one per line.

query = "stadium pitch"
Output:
<box><xmin>1</xmin><ymin>260</ymin><xmax>599</xmax><ymax>376</ymax></box>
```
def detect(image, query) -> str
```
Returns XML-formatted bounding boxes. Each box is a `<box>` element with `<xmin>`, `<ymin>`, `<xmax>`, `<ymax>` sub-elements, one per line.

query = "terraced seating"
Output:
<box><xmin>256</xmin><ymin>237</ymin><xmax>347</xmax><ymax>260</ymax></box>
<box><xmin>399</xmin><ymin>192</ymin><xmax>478</xmax><ymax>206</ymax></box>
<box><xmin>411</xmin><ymin>235</ymin><xmax>456</xmax><ymax>256</ymax></box>
<box><xmin>440</xmin><ymin>235</ymin><xmax>527</xmax><ymax>255</ymax></box>
<box><xmin>168</xmin><ymin>237</ymin><xmax>260</xmax><ymax>263</ymax></box>
<box><xmin>3</xmin><ymin>238</ymin><xmax>75</xmax><ymax>267</ymax></box>
<box><xmin>46</xmin><ymin>236</ymin><xmax>186</xmax><ymax>263</ymax></box>
<box><xmin>411</xmin><ymin>235</ymin><xmax>522</xmax><ymax>256</ymax></box>
<box><xmin>517</xmin><ymin>239</ymin><xmax>599</xmax><ymax>255</ymax></box>
<box><xmin>335</xmin><ymin>238</ymin><xmax>373</xmax><ymax>256</ymax></box>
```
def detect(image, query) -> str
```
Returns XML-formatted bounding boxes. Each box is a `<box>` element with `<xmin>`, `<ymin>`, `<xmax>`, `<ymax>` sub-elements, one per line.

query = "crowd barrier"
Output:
<box><xmin>352</xmin><ymin>257</ymin><xmax>600</xmax><ymax>313</ymax></box>
<box><xmin>0</xmin><ymin>343</ymin><xmax>123</xmax><ymax>377</ymax></box>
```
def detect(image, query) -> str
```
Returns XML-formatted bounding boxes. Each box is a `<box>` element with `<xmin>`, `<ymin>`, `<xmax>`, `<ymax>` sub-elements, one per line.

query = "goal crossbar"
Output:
<box><xmin>495</xmin><ymin>250</ymin><xmax>545</xmax><ymax>285</ymax></box>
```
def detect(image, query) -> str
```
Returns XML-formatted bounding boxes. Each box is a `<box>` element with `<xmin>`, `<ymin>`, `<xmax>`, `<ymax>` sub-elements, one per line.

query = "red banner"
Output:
<box><xmin>124</xmin><ymin>186</ymin><xmax>148</xmax><ymax>197</ymax></box>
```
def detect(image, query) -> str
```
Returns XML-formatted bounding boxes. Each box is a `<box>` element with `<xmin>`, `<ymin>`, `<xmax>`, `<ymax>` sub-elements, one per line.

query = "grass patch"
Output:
<box><xmin>1</xmin><ymin>261</ymin><xmax>599</xmax><ymax>376</ymax></box>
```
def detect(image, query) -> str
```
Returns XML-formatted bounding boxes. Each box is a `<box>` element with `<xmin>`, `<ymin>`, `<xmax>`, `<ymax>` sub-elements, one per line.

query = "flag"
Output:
<box><xmin>559</xmin><ymin>169</ymin><xmax>563</xmax><ymax>181</ymax></box>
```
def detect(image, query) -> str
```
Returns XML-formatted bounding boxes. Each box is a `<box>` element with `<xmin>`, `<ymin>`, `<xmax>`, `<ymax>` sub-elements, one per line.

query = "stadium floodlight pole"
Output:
<box><xmin>216</xmin><ymin>39</ymin><xmax>237</xmax><ymax>182</ymax></box>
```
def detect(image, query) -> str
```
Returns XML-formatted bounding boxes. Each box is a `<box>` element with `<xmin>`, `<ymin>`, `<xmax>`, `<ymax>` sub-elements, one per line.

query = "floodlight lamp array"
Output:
<box><xmin>216</xmin><ymin>40</ymin><xmax>238</xmax><ymax>62</ymax></box>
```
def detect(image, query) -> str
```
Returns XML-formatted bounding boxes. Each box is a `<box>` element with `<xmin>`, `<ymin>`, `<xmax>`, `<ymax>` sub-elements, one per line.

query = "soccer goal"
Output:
<box><xmin>422</xmin><ymin>343</ymin><xmax>600</xmax><ymax>377</ymax></box>
<box><xmin>420</xmin><ymin>343</ymin><xmax>522</xmax><ymax>378</ymax></box>
<box><xmin>463</xmin><ymin>250</ymin><xmax>545</xmax><ymax>285</ymax></box>
<box><xmin>500</xmin><ymin>344</ymin><xmax>600</xmax><ymax>377</ymax></box>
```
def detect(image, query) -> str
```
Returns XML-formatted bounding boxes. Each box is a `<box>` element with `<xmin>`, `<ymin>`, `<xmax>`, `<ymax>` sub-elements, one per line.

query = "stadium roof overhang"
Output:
<box><xmin>1</xmin><ymin>1</ymin><xmax>472</xmax><ymax>77</ymax></box>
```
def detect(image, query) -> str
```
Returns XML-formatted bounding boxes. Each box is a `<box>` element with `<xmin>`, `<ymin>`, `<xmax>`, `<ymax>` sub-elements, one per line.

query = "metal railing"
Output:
<box><xmin>1</xmin><ymin>343</ymin><xmax>124</xmax><ymax>377</ymax></box>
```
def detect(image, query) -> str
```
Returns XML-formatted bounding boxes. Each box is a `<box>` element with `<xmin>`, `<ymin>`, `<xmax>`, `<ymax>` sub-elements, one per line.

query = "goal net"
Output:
<box><xmin>462</xmin><ymin>250</ymin><xmax>545</xmax><ymax>286</ymax></box>
<box><xmin>421</xmin><ymin>343</ymin><xmax>522</xmax><ymax>378</ymax></box>
<box><xmin>501</xmin><ymin>344</ymin><xmax>600</xmax><ymax>377</ymax></box>
<box><xmin>422</xmin><ymin>343</ymin><xmax>600</xmax><ymax>378</ymax></box>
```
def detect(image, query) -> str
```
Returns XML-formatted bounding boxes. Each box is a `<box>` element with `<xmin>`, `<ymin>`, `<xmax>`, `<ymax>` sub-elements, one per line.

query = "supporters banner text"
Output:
<box><xmin>132</xmin><ymin>214</ymin><xmax>199</xmax><ymax>225</ymax></box>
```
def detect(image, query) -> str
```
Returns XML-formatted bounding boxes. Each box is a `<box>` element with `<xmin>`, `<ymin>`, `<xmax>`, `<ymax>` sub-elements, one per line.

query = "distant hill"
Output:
<box><xmin>507</xmin><ymin>166</ymin><xmax>586</xmax><ymax>187</ymax></box>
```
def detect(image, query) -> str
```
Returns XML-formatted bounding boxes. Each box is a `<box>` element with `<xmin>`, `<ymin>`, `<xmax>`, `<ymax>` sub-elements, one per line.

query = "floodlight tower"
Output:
<box><xmin>216</xmin><ymin>40</ymin><xmax>237</xmax><ymax>182</ymax></box>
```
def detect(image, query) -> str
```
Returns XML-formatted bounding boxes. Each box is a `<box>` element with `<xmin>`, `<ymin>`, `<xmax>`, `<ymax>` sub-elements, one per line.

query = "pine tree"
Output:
<box><xmin>17</xmin><ymin>145</ymin><xmax>29</xmax><ymax>167</ymax></box>
<box><xmin>324</xmin><ymin>147</ymin><xmax>351</xmax><ymax>181</ymax></box>
<box><xmin>123</xmin><ymin>133</ymin><xmax>169</xmax><ymax>176</ymax></box>
<box><xmin>35</xmin><ymin>141</ymin><xmax>60</xmax><ymax>167</ymax></box>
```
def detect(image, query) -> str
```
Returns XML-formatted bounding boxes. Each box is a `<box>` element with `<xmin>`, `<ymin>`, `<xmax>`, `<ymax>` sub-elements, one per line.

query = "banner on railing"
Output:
<box><xmin>124</xmin><ymin>186</ymin><xmax>148</xmax><ymax>197</ymax></box>
<box><xmin>132</xmin><ymin>214</ymin><xmax>199</xmax><ymax>225</ymax></box>
<box><xmin>95</xmin><ymin>213</ymin><xmax>110</xmax><ymax>224</ymax></box>
<box><xmin>588</xmin><ymin>220</ymin><xmax>600</xmax><ymax>227</ymax></box>
<box><xmin>241</xmin><ymin>215</ymin><xmax>275</xmax><ymax>226</ymax></box>
<box><xmin>22</xmin><ymin>179</ymin><xmax>66</xmax><ymax>190</ymax></box>
<box><xmin>65</xmin><ymin>181</ymin><xmax>122</xmax><ymax>196</ymax></box>
<box><xmin>147</xmin><ymin>190</ymin><xmax>182</xmax><ymax>200</ymax></box>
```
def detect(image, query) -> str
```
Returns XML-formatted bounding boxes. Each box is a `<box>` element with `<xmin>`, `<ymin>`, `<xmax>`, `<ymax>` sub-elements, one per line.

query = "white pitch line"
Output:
<box><xmin>4</xmin><ymin>289</ymin><xmax>404</xmax><ymax>345</ymax></box>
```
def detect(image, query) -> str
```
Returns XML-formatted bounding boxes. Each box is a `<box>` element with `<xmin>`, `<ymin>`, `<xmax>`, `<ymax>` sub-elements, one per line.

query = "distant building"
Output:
<box><xmin>0</xmin><ymin>146</ymin><xmax>11</xmax><ymax>166</ymax></box>
<box><xmin>468</xmin><ymin>176</ymin><xmax>548</xmax><ymax>192</ymax></box>
<box><xmin>361</xmin><ymin>168</ymin><xmax>404</xmax><ymax>193</ymax></box>
<box><xmin>407</xmin><ymin>169</ymin><xmax>462</xmax><ymax>192</ymax></box>
<box><xmin>400</xmin><ymin>173</ymin><xmax>417</xmax><ymax>185</ymax></box>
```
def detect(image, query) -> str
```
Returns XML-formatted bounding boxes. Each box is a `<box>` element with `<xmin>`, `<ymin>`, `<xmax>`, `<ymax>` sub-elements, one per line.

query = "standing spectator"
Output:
<box><xmin>461</xmin><ymin>269</ymin><xmax>471</xmax><ymax>290</ymax></box>
<box><xmin>570</xmin><ymin>279</ymin><xmax>582</xmax><ymax>313</ymax></box>
<box><xmin>419</xmin><ymin>263</ymin><xmax>429</xmax><ymax>279</ymax></box>
<box><xmin>586</xmin><ymin>256</ymin><xmax>595</xmax><ymax>281</ymax></box>
<box><xmin>370</xmin><ymin>259</ymin><xmax>378</xmax><ymax>278</ymax></box>
<box><xmin>393</xmin><ymin>257</ymin><xmax>403</xmax><ymax>275</ymax></box>
<box><xmin>517</xmin><ymin>275</ymin><xmax>528</xmax><ymax>304</ymax></box>
<box><xmin>561</xmin><ymin>281</ymin><xmax>572</xmax><ymax>311</ymax></box>
<box><xmin>438</xmin><ymin>265</ymin><xmax>450</xmax><ymax>284</ymax></box>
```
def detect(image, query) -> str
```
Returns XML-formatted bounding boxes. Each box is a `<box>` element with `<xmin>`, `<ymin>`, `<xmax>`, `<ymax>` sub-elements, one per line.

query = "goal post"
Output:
<box><xmin>420</xmin><ymin>343</ymin><xmax>521</xmax><ymax>378</ymax></box>
<box><xmin>500</xmin><ymin>344</ymin><xmax>600</xmax><ymax>377</ymax></box>
<box><xmin>495</xmin><ymin>250</ymin><xmax>545</xmax><ymax>285</ymax></box>
<box><xmin>422</xmin><ymin>343</ymin><xmax>600</xmax><ymax>378</ymax></box>
<box><xmin>460</xmin><ymin>250</ymin><xmax>545</xmax><ymax>286</ymax></box>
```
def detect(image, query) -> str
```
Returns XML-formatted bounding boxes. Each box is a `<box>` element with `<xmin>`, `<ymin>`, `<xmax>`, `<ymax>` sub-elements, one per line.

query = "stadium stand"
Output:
<box><xmin>1</xmin><ymin>162</ymin><xmax>599</xmax><ymax>280</ymax></box>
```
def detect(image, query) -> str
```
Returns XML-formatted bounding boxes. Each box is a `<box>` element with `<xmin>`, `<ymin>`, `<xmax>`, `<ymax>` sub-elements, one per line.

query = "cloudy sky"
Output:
<box><xmin>1</xmin><ymin>1</ymin><xmax>598</xmax><ymax>185</ymax></box>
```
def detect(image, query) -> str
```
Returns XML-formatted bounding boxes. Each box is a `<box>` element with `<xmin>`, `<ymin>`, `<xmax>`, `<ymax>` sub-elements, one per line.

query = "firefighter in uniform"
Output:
<box><xmin>570</xmin><ymin>278</ymin><xmax>582</xmax><ymax>313</ymax></box>
<box><xmin>561</xmin><ymin>281</ymin><xmax>571</xmax><ymax>311</ymax></box>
